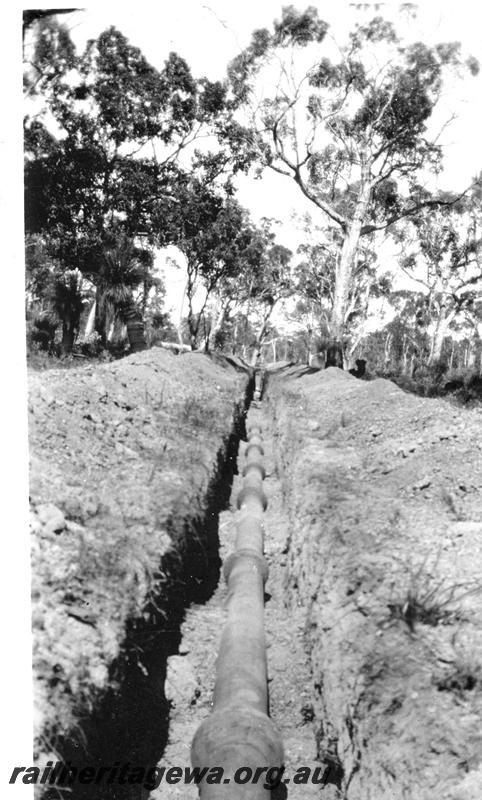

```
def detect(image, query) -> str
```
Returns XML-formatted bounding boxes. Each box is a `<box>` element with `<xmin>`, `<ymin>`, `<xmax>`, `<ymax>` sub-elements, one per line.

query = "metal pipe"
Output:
<box><xmin>191</xmin><ymin>393</ymin><xmax>283</xmax><ymax>798</ymax></box>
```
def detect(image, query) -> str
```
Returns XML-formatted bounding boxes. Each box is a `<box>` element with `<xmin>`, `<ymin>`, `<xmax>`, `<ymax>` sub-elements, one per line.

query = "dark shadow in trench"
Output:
<box><xmin>42</xmin><ymin>385</ymin><xmax>252</xmax><ymax>800</ymax></box>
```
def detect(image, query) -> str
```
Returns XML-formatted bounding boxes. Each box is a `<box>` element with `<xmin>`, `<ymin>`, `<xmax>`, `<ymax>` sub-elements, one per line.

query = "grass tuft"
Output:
<box><xmin>388</xmin><ymin>552</ymin><xmax>481</xmax><ymax>632</ymax></box>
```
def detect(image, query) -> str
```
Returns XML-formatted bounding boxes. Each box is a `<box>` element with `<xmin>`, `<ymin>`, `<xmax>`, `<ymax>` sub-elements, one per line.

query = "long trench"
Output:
<box><xmin>41</xmin><ymin>372</ymin><xmax>326</xmax><ymax>800</ymax></box>
<box><xmin>150</xmin><ymin>378</ymin><xmax>323</xmax><ymax>800</ymax></box>
<box><xmin>40</xmin><ymin>388</ymin><xmax>249</xmax><ymax>800</ymax></box>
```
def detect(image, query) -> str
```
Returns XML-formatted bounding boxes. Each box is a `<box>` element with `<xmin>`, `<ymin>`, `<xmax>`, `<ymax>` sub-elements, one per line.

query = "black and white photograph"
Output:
<box><xmin>4</xmin><ymin>1</ymin><xmax>482</xmax><ymax>797</ymax></box>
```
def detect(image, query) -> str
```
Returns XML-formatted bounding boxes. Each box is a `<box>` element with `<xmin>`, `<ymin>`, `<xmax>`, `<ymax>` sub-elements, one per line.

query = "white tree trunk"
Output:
<box><xmin>250</xmin><ymin>310</ymin><xmax>272</xmax><ymax>367</ymax></box>
<box><xmin>331</xmin><ymin>168</ymin><xmax>371</xmax><ymax>340</ymax></box>
<box><xmin>208</xmin><ymin>300</ymin><xmax>227</xmax><ymax>350</ymax></box>
<box><xmin>402</xmin><ymin>335</ymin><xmax>409</xmax><ymax>374</ymax></box>
<box><xmin>409</xmin><ymin>353</ymin><xmax>416</xmax><ymax>377</ymax></box>
<box><xmin>384</xmin><ymin>331</ymin><xmax>392</xmax><ymax>369</ymax></box>
<box><xmin>429</xmin><ymin>310</ymin><xmax>455</xmax><ymax>365</ymax></box>
<box><xmin>176</xmin><ymin>282</ymin><xmax>187</xmax><ymax>348</ymax></box>
<box><xmin>84</xmin><ymin>300</ymin><xmax>96</xmax><ymax>337</ymax></box>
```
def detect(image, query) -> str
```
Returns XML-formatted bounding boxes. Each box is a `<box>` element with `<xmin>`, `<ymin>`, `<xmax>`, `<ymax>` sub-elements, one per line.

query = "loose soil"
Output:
<box><xmin>29</xmin><ymin>357</ymin><xmax>482</xmax><ymax>800</ymax></box>
<box><xmin>263</xmin><ymin>365</ymin><xmax>482</xmax><ymax>800</ymax></box>
<box><xmin>29</xmin><ymin>348</ymin><xmax>251</xmax><ymax>782</ymax></box>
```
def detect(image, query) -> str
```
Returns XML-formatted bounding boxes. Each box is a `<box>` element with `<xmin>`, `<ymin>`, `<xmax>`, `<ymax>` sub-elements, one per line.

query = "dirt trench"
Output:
<box><xmin>28</xmin><ymin>350</ymin><xmax>253</xmax><ymax>797</ymax></box>
<box><xmin>151</xmin><ymin>391</ymin><xmax>324</xmax><ymax>800</ymax></box>
<box><xmin>31</xmin><ymin>359</ymin><xmax>482</xmax><ymax>800</ymax></box>
<box><xmin>262</xmin><ymin>365</ymin><xmax>482</xmax><ymax>800</ymax></box>
<box><xmin>149</xmin><ymin>365</ymin><xmax>482</xmax><ymax>800</ymax></box>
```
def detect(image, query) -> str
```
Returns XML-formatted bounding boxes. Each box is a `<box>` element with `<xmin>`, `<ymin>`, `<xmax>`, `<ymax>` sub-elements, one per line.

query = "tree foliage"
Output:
<box><xmin>223</xmin><ymin>6</ymin><xmax>478</xmax><ymax>344</ymax></box>
<box><xmin>24</xmin><ymin>16</ymin><xmax>236</xmax><ymax>352</ymax></box>
<box><xmin>393</xmin><ymin>190</ymin><xmax>482</xmax><ymax>363</ymax></box>
<box><xmin>165</xmin><ymin>188</ymin><xmax>285</xmax><ymax>348</ymax></box>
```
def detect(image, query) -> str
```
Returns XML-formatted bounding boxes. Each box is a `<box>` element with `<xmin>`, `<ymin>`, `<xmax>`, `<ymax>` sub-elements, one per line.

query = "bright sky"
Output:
<box><xmin>47</xmin><ymin>1</ymin><xmax>482</xmax><ymax>203</ymax></box>
<box><xmin>1</xmin><ymin>0</ymin><xmax>482</xmax><ymax>772</ymax></box>
<box><xmin>20</xmin><ymin>0</ymin><xmax>480</xmax><ymax>314</ymax></box>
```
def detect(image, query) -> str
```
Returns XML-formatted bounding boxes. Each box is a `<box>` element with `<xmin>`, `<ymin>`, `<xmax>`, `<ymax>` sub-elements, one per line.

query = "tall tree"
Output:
<box><xmin>92</xmin><ymin>233</ymin><xmax>155</xmax><ymax>347</ymax></box>
<box><xmin>24</xmin><ymin>26</ymin><xmax>203</xmax><ymax>255</ymax></box>
<box><xmin>394</xmin><ymin>194</ymin><xmax>482</xmax><ymax>364</ymax></box>
<box><xmin>246</xmin><ymin>242</ymin><xmax>293</xmax><ymax>365</ymax></box>
<box><xmin>204</xmin><ymin>217</ymin><xmax>290</xmax><ymax>352</ymax></box>
<box><xmin>23</xmin><ymin>11</ymin><xmax>78</xmax><ymax>96</ymax></box>
<box><xmin>224</xmin><ymin>6</ymin><xmax>478</xmax><ymax>360</ymax></box>
<box><xmin>163</xmin><ymin>183</ymin><xmax>267</xmax><ymax>349</ymax></box>
<box><xmin>294</xmin><ymin>214</ymin><xmax>391</xmax><ymax>359</ymax></box>
<box><xmin>25</xmin><ymin>234</ymin><xmax>92</xmax><ymax>355</ymax></box>
<box><xmin>24</xmin><ymin>22</ymin><xmax>231</xmax><ymax>347</ymax></box>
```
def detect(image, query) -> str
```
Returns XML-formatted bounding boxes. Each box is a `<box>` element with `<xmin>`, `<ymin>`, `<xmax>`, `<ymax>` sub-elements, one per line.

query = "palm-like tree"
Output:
<box><xmin>51</xmin><ymin>269</ymin><xmax>89</xmax><ymax>355</ymax></box>
<box><xmin>93</xmin><ymin>234</ymin><xmax>152</xmax><ymax>349</ymax></box>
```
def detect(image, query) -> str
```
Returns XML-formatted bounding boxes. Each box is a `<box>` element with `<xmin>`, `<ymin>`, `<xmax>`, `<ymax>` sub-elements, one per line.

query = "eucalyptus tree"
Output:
<box><xmin>24</xmin><ymin>20</ymin><xmax>231</xmax><ymax>345</ymax></box>
<box><xmin>162</xmin><ymin>181</ymin><xmax>269</xmax><ymax>349</ymax></box>
<box><xmin>23</xmin><ymin>10</ymin><xmax>78</xmax><ymax>96</ymax></box>
<box><xmin>394</xmin><ymin>192</ymin><xmax>482</xmax><ymax>365</ymax></box>
<box><xmin>203</xmin><ymin>216</ymin><xmax>293</xmax><ymax>355</ymax></box>
<box><xmin>294</xmin><ymin>215</ymin><xmax>391</xmax><ymax>359</ymax></box>
<box><xmin>24</xmin><ymin>25</ymin><xmax>210</xmax><ymax>253</ymax></box>
<box><xmin>246</xmin><ymin>241</ymin><xmax>293</xmax><ymax>365</ymax></box>
<box><xmin>223</xmin><ymin>6</ymin><xmax>479</xmax><ymax>361</ymax></box>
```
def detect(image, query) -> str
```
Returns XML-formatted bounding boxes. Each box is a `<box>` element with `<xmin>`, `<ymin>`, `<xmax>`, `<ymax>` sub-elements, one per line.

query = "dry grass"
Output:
<box><xmin>388</xmin><ymin>552</ymin><xmax>482</xmax><ymax>633</ymax></box>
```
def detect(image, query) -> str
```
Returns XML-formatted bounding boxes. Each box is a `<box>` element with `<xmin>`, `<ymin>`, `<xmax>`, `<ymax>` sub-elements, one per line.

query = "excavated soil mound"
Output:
<box><xmin>28</xmin><ymin>349</ymin><xmax>251</xmax><ymax>773</ymax></box>
<box><xmin>265</xmin><ymin>366</ymin><xmax>482</xmax><ymax>800</ymax></box>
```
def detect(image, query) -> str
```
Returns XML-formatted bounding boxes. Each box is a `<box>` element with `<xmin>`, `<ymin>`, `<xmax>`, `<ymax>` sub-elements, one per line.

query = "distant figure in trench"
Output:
<box><xmin>349</xmin><ymin>359</ymin><xmax>367</xmax><ymax>378</ymax></box>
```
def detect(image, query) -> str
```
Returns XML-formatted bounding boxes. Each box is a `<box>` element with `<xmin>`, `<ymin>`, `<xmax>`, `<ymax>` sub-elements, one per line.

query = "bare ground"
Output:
<box><xmin>29</xmin><ymin>358</ymin><xmax>482</xmax><ymax>800</ymax></box>
<box><xmin>28</xmin><ymin>348</ymin><xmax>251</xmax><ymax>775</ymax></box>
<box><xmin>263</xmin><ymin>366</ymin><xmax>482</xmax><ymax>800</ymax></box>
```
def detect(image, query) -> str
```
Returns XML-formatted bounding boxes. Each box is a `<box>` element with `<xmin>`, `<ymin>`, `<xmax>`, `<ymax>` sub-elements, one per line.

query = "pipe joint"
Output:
<box><xmin>242</xmin><ymin>461</ymin><xmax>266</xmax><ymax>480</ymax></box>
<box><xmin>191</xmin><ymin>707</ymin><xmax>284</xmax><ymax>781</ymax></box>
<box><xmin>245</xmin><ymin>442</ymin><xmax>265</xmax><ymax>458</ymax></box>
<box><xmin>223</xmin><ymin>549</ymin><xmax>269</xmax><ymax>585</ymax></box>
<box><xmin>236</xmin><ymin>484</ymin><xmax>268</xmax><ymax>512</ymax></box>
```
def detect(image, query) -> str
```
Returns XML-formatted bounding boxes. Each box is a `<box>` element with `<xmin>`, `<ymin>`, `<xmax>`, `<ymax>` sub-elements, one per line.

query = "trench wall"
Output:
<box><xmin>265</xmin><ymin>366</ymin><xmax>482</xmax><ymax>800</ymax></box>
<box><xmin>29</xmin><ymin>349</ymin><xmax>252</xmax><ymax>773</ymax></box>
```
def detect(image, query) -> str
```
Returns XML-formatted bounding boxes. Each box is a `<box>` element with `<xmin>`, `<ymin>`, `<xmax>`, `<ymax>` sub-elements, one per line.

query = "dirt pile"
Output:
<box><xmin>28</xmin><ymin>349</ymin><xmax>251</xmax><ymax>770</ymax></box>
<box><xmin>265</xmin><ymin>366</ymin><xmax>482</xmax><ymax>800</ymax></box>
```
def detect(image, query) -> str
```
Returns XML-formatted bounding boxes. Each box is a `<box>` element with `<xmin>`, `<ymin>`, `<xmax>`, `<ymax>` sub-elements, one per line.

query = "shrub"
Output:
<box><xmin>435</xmin><ymin>630</ymin><xmax>482</xmax><ymax>696</ymax></box>
<box><xmin>27</xmin><ymin>311</ymin><xmax>59</xmax><ymax>353</ymax></box>
<box><xmin>75</xmin><ymin>331</ymin><xmax>103</xmax><ymax>357</ymax></box>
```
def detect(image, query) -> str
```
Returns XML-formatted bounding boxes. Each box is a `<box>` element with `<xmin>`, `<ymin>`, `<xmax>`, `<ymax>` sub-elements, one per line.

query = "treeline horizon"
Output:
<box><xmin>23</xmin><ymin>7</ymin><xmax>482</xmax><ymax>379</ymax></box>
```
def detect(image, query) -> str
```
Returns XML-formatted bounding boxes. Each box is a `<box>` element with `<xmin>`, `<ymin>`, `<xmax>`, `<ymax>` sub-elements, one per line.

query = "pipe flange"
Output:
<box><xmin>242</xmin><ymin>461</ymin><xmax>266</xmax><ymax>480</ymax></box>
<box><xmin>223</xmin><ymin>549</ymin><xmax>269</xmax><ymax>585</ymax></box>
<box><xmin>191</xmin><ymin>707</ymin><xmax>284</xmax><ymax>777</ymax></box>
<box><xmin>245</xmin><ymin>441</ymin><xmax>265</xmax><ymax>457</ymax></box>
<box><xmin>237</xmin><ymin>484</ymin><xmax>268</xmax><ymax>512</ymax></box>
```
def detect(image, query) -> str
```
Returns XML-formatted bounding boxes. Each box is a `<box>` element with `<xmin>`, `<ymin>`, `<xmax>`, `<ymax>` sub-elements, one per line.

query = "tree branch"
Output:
<box><xmin>361</xmin><ymin>188</ymin><xmax>473</xmax><ymax>235</ymax></box>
